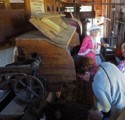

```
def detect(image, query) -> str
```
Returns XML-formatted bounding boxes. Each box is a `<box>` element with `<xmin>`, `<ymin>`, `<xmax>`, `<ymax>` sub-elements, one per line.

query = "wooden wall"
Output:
<box><xmin>110</xmin><ymin>0</ymin><xmax>125</xmax><ymax>49</ymax></box>
<box><xmin>0</xmin><ymin>9</ymin><xmax>35</xmax><ymax>47</ymax></box>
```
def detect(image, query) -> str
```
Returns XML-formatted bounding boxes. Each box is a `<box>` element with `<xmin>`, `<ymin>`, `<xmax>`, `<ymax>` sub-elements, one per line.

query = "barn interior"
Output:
<box><xmin>0</xmin><ymin>0</ymin><xmax>125</xmax><ymax>120</ymax></box>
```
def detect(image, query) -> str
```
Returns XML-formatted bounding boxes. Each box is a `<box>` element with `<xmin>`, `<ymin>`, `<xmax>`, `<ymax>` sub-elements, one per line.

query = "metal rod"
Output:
<box><xmin>116</xmin><ymin>20</ymin><xmax>125</xmax><ymax>24</ymax></box>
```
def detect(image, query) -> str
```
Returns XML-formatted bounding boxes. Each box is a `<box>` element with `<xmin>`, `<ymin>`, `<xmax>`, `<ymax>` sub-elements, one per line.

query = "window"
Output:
<box><xmin>65</xmin><ymin>6</ymin><xmax>74</xmax><ymax>12</ymax></box>
<box><xmin>80</xmin><ymin>5</ymin><xmax>92</xmax><ymax>12</ymax></box>
<box><xmin>10</xmin><ymin>0</ymin><xmax>24</xmax><ymax>3</ymax></box>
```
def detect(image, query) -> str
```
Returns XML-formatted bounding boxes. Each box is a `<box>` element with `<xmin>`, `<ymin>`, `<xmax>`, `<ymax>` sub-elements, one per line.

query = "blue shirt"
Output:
<box><xmin>92</xmin><ymin>62</ymin><xmax>125</xmax><ymax>120</ymax></box>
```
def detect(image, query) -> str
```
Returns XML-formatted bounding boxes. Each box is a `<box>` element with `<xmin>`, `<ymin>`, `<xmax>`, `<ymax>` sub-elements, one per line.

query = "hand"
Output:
<box><xmin>82</xmin><ymin>72</ymin><xmax>90</xmax><ymax>81</ymax></box>
<box><xmin>76</xmin><ymin>74</ymin><xmax>83</xmax><ymax>79</ymax></box>
<box><xmin>88</xmin><ymin>108</ymin><xmax>103</xmax><ymax>120</ymax></box>
<box><xmin>77</xmin><ymin>72</ymin><xmax>90</xmax><ymax>81</ymax></box>
<box><xmin>102</xmin><ymin>43</ymin><xmax>108</xmax><ymax>47</ymax></box>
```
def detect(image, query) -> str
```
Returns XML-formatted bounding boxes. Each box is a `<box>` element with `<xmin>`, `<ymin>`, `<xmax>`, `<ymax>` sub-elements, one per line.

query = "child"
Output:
<box><xmin>116</xmin><ymin>43</ymin><xmax>125</xmax><ymax>74</ymax></box>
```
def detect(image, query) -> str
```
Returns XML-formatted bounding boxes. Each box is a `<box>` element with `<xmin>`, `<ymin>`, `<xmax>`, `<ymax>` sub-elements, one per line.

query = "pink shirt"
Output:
<box><xmin>78</xmin><ymin>35</ymin><xmax>97</xmax><ymax>65</ymax></box>
<box><xmin>117</xmin><ymin>60</ymin><xmax>125</xmax><ymax>73</ymax></box>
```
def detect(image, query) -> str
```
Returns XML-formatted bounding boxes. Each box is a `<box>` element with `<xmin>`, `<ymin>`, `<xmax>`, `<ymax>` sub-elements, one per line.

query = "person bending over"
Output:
<box><xmin>75</xmin><ymin>56</ymin><xmax>125</xmax><ymax>120</ymax></box>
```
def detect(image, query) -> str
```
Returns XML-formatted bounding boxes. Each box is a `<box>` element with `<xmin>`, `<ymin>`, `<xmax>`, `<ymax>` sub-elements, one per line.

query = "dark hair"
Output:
<box><xmin>73</xmin><ymin>55</ymin><xmax>94</xmax><ymax>74</ymax></box>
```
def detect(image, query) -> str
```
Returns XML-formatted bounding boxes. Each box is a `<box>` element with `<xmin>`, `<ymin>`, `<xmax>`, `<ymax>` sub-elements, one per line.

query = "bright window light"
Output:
<box><xmin>80</xmin><ymin>5</ymin><xmax>92</xmax><ymax>12</ymax></box>
<box><xmin>10</xmin><ymin>0</ymin><xmax>24</xmax><ymax>3</ymax></box>
<box><xmin>65</xmin><ymin>7</ymin><xmax>74</xmax><ymax>12</ymax></box>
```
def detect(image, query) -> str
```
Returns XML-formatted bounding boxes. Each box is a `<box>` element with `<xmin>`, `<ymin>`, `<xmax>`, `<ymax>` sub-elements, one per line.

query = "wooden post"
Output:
<box><xmin>4</xmin><ymin>0</ymin><xmax>11</xmax><ymax>9</ymax></box>
<box><xmin>24</xmin><ymin>0</ymin><xmax>31</xmax><ymax>14</ymax></box>
<box><xmin>44</xmin><ymin>0</ymin><xmax>47</xmax><ymax>12</ymax></box>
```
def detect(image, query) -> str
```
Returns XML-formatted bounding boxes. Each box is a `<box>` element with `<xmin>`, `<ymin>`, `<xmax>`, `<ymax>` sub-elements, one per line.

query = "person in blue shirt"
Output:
<box><xmin>74</xmin><ymin>56</ymin><xmax>125</xmax><ymax>120</ymax></box>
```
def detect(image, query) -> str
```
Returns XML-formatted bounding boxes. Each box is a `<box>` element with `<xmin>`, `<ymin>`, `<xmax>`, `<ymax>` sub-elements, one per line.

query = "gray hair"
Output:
<box><xmin>121</xmin><ymin>43</ymin><xmax>125</xmax><ymax>49</ymax></box>
<box><xmin>89</xmin><ymin>29</ymin><xmax>99</xmax><ymax>33</ymax></box>
<box><xmin>88</xmin><ymin>25</ymin><xmax>101</xmax><ymax>32</ymax></box>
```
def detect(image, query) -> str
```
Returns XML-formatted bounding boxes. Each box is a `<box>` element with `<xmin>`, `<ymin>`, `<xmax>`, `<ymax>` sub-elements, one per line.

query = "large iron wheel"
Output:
<box><xmin>13</xmin><ymin>74</ymin><xmax>45</xmax><ymax>103</ymax></box>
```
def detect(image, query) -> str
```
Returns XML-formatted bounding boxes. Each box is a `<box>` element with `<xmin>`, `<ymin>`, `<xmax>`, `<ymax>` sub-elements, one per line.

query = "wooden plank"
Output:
<box><xmin>62</xmin><ymin>2</ymin><xmax>124</xmax><ymax>5</ymax></box>
<box><xmin>29</xmin><ymin>14</ymin><xmax>76</xmax><ymax>47</ymax></box>
<box><xmin>41</xmin><ymin>18</ymin><xmax>61</xmax><ymax>32</ymax></box>
<box><xmin>68</xmin><ymin>17</ymin><xmax>83</xmax><ymax>35</ymax></box>
<box><xmin>36</xmin><ymin>14</ymin><xmax>66</xmax><ymax>19</ymax></box>
<box><xmin>24</xmin><ymin>0</ymin><xmax>31</xmax><ymax>13</ymax></box>
<box><xmin>4</xmin><ymin>0</ymin><xmax>11</xmax><ymax>9</ymax></box>
<box><xmin>69</xmin><ymin>31</ymin><xmax>80</xmax><ymax>48</ymax></box>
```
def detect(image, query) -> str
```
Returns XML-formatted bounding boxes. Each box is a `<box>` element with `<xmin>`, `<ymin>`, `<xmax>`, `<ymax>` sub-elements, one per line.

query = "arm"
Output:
<box><xmin>92</xmin><ymin>85</ymin><xmax>111</xmax><ymax>113</ymax></box>
<box><xmin>78</xmin><ymin>36</ymin><xmax>92</xmax><ymax>55</ymax></box>
<box><xmin>92</xmin><ymin>86</ymin><xmax>111</xmax><ymax>120</ymax></box>
<box><xmin>78</xmin><ymin>49</ymin><xmax>91</xmax><ymax>56</ymax></box>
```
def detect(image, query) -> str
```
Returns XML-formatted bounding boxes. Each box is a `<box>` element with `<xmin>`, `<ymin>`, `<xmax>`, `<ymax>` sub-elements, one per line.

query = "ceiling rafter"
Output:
<box><xmin>61</xmin><ymin>2</ymin><xmax>124</xmax><ymax>5</ymax></box>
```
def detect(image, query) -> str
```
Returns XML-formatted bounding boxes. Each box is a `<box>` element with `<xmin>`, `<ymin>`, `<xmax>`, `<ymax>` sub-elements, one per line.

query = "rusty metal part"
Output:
<box><xmin>13</xmin><ymin>74</ymin><xmax>45</xmax><ymax>103</ymax></box>
<box><xmin>0</xmin><ymin>53</ymin><xmax>45</xmax><ymax>103</ymax></box>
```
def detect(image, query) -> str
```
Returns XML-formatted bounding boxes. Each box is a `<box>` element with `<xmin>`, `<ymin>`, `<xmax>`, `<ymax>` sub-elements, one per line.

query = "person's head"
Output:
<box><xmin>121</xmin><ymin>43</ymin><xmax>125</xmax><ymax>58</ymax></box>
<box><xmin>73</xmin><ymin>55</ymin><xmax>95</xmax><ymax>81</ymax></box>
<box><xmin>74</xmin><ymin>56</ymin><xmax>95</xmax><ymax>81</ymax></box>
<box><xmin>88</xmin><ymin>25</ymin><xmax>101</xmax><ymax>37</ymax></box>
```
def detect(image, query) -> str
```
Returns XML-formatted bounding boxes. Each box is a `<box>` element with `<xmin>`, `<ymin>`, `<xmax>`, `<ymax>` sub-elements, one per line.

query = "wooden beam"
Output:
<box><xmin>62</xmin><ymin>2</ymin><xmax>124</xmax><ymax>5</ymax></box>
<box><xmin>0</xmin><ymin>0</ymin><xmax>4</xmax><ymax>3</ymax></box>
<box><xmin>4</xmin><ymin>0</ymin><xmax>11</xmax><ymax>9</ymax></box>
<box><xmin>116</xmin><ymin>20</ymin><xmax>125</xmax><ymax>24</ymax></box>
<box><xmin>24</xmin><ymin>0</ymin><xmax>31</xmax><ymax>13</ymax></box>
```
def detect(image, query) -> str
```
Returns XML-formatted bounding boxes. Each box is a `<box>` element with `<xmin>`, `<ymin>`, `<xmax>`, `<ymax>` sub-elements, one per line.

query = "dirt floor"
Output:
<box><xmin>45</xmin><ymin>78</ymin><xmax>95</xmax><ymax>120</ymax></box>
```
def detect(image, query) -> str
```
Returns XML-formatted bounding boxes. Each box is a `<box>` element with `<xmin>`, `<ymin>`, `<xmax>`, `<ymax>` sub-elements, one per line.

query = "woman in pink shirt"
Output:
<box><xmin>78</xmin><ymin>25</ymin><xmax>101</xmax><ymax>65</ymax></box>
